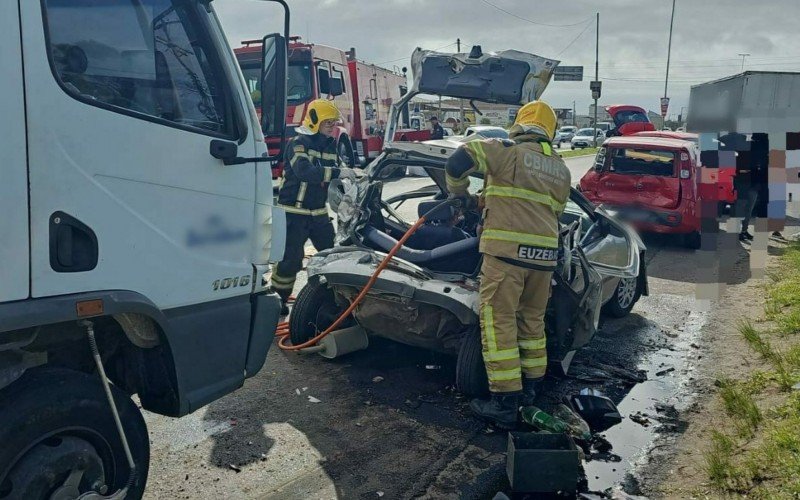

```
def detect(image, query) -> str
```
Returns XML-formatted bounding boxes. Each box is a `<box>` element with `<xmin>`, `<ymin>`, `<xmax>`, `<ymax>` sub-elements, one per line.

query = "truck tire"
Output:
<box><xmin>0</xmin><ymin>368</ymin><xmax>149</xmax><ymax>500</ymax></box>
<box><xmin>289</xmin><ymin>280</ymin><xmax>352</xmax><ymax>346</ymax></box>
<box><xmin>602</xmin><ymin>277</ymin><xmax>641</xmax><ymax>318</ymax></box>
<box><xmin>455</xmin><ymin>326</ymin><xmax>489</xmax><ymax>398</ymax></box>
<box><xmin>337</xmin><ymin>137</ymin><xmax>355</xmax><ymax>167</ymax></box>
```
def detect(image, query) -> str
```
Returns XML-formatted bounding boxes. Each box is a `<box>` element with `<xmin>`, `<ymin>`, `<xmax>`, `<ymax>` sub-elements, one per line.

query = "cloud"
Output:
<box><xmin>214</xmin><ymin>0</ymin><xmax>800</xmax><ymax>117</ymax></box>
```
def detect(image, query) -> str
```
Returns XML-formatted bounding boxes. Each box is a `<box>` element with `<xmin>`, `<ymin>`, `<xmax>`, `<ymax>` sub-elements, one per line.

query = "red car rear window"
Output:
<box><xmin>609</xmin><ymin>148</ymin><xmax>676</xmax><ymax>177</ymax></box>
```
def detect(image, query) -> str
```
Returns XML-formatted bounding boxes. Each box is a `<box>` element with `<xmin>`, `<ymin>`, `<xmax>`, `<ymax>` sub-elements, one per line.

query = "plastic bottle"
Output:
<box><xmin>519</xmin><ymin>406</ymin><xmax>568</xmax><ymax>433</ymax></box>
<box><xmin>553</xmin><ymin>404</ymin><xmax>593</xmax><ymax>441</ymax></box>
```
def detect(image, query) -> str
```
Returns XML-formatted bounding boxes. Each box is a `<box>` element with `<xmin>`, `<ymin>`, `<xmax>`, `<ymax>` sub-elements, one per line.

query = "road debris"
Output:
<box><xmin>629</xmin><ymin>412</ymin><xmax>651</xmax><ymax>427</ymax></box>
<box><xmin>568</xmin><ymin>389</ymin><xmax>623</xmax><ymax>432</ymax></box>
<box><xmin>372</xmin><ymin>376</ymin><xmax>384</xmax><ymax>383</ymax></box>
<box><xmin>655</xmin><ymin>367</ymin><xmax>675</xmax><ymax>377</ymax></box>
<box><xmin>229</xmin><ymin>464</ymin><xmax>242</xmax><ymax>473</ymax></box>
<box><xmin>308</xmin><ymin>395</ymin><xmax>321</xmax><ymax>403</ymax></box>
<box><xmin>507</xmin><ymin>432</ymin><xmax>581</xmax><ymax>493</ymax></box>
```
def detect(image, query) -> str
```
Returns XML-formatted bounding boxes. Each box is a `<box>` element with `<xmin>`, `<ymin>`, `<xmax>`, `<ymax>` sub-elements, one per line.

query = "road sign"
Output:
<box><xmin>590</xmin><ymin>80</ymin><xmax>602</xmax><ymax>100</ymax></box>
<box><xmin>660</xmin><ymin>97</ymin><xmax>670</xmax><ymax>117</ymax></box>
<box><xmin>554</xmin><ymin>66</ymin><xmax>584</xmax><ymax>81</ymax></box>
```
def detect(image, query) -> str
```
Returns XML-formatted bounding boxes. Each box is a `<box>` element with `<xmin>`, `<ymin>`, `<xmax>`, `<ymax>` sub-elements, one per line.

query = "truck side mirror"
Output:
<box><xmin>260</xmin><ymin>33</ymin><xmax>288</xmax><ymax>160</ymax></box>
<box><xmin>329</xmin><ymin>78</ymin><xmax>344</xmax><ymax>97</ymax></box>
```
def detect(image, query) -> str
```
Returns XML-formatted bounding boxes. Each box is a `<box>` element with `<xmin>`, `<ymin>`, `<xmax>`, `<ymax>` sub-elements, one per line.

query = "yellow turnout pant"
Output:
<box><xmin>479</xmin><ymin>254</ymin><xmax>552</xmax><ymax>393</ymax></box>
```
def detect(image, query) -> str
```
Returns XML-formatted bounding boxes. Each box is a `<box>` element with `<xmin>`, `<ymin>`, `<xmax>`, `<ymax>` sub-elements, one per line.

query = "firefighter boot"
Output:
<box><xmin>520</xmin><ymin>377</ymin><xmax>543</xmax><ymax>407</ymax></box>
<box><xmin>470</xmin><ymin>393</ymin><xmax>520</xmax><ymax>430</ymax></box>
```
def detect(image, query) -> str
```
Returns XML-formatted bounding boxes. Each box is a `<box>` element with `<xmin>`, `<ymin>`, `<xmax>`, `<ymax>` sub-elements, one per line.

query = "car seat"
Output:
<box><xmin>405</xmin><ymin>200</ymin><xmax>470</xmax><ymax>251</ymax></box>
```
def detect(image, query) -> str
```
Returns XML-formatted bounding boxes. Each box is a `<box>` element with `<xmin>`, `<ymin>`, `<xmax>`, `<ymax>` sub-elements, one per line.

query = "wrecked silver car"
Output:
<box><xmin>289</xmin><ymin>47</ymin><xmax>648</xmax><ymax>396</ymax></box>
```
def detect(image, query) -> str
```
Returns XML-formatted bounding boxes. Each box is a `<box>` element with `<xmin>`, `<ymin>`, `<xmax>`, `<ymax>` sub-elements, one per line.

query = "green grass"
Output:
<box><xmin>703</xmin><ymin>242</ymin><xmax>800</xmax><ymax>496</ymax></box>
<box><xmin>558</xmin><ymin>147</ymin><xmax>598</xmax><ymax>158</ymax></box>
<box><xmin>740</xmin><ymin>319</ymin><xmax>775</xmax><ymax>361</ymax></box>
<box><xmin>717</xmin><ymin>378</ymin><xmax>762</xmax><ymax>437</ymax></box>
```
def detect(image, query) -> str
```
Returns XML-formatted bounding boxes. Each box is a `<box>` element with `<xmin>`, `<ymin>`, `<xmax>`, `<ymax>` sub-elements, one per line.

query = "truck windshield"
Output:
<box><xmin>240</xmin><ymin>61</ymin><xmax>312</xmax><ymax>106</ymax></box>
<box><xmin>609</xmin><ymin>148</ymin><xmax>676</xmax><ymax>177</ymax></box>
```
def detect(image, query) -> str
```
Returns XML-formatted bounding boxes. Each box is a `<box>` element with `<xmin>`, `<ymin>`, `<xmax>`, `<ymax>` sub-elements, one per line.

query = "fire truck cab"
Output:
<box><xmin>236</xmin><ymin>37</ymin><xmax>427</xmax><ymax>178</ymax></box>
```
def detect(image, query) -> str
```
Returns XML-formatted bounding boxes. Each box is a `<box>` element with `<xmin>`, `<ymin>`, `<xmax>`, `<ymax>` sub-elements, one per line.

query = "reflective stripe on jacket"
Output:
<box><xmin>445</xmin><ymin>135</ymin><xmax>571</xmax><ymax>268</ymax></box>
<box><xmin>278</xmin><ymin>133</ymin><xmax>342</xmax><ymax>213</ymax></box>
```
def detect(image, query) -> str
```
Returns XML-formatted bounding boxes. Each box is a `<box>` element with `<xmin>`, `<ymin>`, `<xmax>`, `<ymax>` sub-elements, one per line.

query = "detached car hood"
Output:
<box><xmin>409</xmin><ymin>47</ymin><xmax>559</xmax><ymax>104</ymax></box>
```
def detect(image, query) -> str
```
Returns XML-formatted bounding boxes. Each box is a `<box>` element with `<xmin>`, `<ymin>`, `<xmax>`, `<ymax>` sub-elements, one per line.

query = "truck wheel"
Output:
<box><xmin>602</xmin><ymin>277</ymin><xmax>641</xmax><ymax>318</ymax></box>
<box><xmin>684</xmin><ymin>231</ymin><xmax>702</xmax><ymax>250</ymax></box>
<box><xmin>0</xmin><ymin>368</ymin><xmax>149</xmax><ymax>500</ymax></box>
<box><xmin>455</xmin><ymin>326</ymin><xmax>489</xmax><ymax>398</ymax></box>
<box><xmin>289</xmin><ymin>280</ymin><xmax>352</xmax><ymax>346</ymax></box>
<box><xmin>337</xmin><ymin>138</ymin><xmax>355</xmax><ymax>167</ymax></box>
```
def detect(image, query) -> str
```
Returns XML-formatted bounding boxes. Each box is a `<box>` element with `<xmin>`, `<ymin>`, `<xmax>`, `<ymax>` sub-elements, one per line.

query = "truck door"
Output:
<box><xmin>0</xmin><ymin>1</ymin><xmax>29</xmax><ymax>303</ymax></box>
<box><xmin>22</xmin><ymin>0</ymin><xmax>257</xmax><ymax>308</ymax></box>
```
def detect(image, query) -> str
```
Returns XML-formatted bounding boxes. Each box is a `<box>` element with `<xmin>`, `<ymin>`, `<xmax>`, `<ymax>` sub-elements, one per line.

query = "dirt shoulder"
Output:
<box><xmin>640</xmin><ymin>232</ymin><xmax>800</xmax><ymax>498</ymax></box>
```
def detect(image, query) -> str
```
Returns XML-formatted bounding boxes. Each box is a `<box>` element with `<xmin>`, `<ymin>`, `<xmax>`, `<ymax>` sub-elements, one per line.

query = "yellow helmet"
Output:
<box><xmin>302</xmin><ymin>99</ymin><xmax>341</xmax><ymax>133</ymax></box>
<box><xmin>512</xmin><ymin>101</ymin><xmax>558</xmax><ymax>141</ymax></box>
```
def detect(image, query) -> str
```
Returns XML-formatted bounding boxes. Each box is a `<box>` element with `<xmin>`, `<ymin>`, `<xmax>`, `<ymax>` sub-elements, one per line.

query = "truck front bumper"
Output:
<box><xmin>244</xmin><ymin>291</ymin><xmax>281</xmax><ymax>378</ymax></box>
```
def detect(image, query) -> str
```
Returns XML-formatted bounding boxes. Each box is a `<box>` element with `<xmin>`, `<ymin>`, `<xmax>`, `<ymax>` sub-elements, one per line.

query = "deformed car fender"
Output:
<box><xmin>307</xmin><ymin>248</ymin><xmax>478</xmax><ymax>325</ymax></box>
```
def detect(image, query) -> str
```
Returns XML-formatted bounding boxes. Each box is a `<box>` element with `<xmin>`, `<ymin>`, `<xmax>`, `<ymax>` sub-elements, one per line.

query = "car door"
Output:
<box><xmin>589</xmin><ymin>146</ymin><xmax>640</xmax><ymax>206</ymax></box>
<box><xmin>23</xmin><ymin>0</ymin><xmax>257</xmax><ymax>308</ymax></box>
<box><xmin>0</xmin><ymin>1</ymin><xmax>29</xmax><ymax>303</ymax></box>
<box><xmin>570</xmin><ymin>190</ymin><xmax>641</xmax><ymax>279</ymax></box>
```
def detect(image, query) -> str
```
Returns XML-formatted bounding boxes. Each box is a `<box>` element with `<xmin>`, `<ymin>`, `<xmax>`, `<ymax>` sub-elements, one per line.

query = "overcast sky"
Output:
<box><xmin>214</xmin><ymin>0</ymin><xmax>800</xmax><ymax>119</ymax></box>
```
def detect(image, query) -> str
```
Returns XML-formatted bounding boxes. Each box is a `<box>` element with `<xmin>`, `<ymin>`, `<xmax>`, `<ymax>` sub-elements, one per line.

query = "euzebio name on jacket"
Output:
<box><xmin>517</xmin><ymin>245</ymin><xmax>558</xmax><ymax>262</ymax></box>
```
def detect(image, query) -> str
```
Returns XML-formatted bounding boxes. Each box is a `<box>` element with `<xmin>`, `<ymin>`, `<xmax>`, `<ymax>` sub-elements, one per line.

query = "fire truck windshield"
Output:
<box><xmin>240</xmin><ymin>62</ymin><xmax>312</xmax><ymax>106</ymax></box>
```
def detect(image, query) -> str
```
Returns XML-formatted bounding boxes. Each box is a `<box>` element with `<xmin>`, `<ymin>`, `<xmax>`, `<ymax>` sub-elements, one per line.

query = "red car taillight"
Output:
<box><xmin>679</xmin><ymin>152</ymin><xmax>691</xmax><ymax>179</ymax></box>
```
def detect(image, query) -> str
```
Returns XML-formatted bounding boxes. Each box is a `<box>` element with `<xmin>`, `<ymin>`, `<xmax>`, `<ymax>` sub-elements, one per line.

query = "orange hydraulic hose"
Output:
<box><xmin>276</xmin><ymin>215</ymin><xmax>429</xmax><ymax>351</ymax></box>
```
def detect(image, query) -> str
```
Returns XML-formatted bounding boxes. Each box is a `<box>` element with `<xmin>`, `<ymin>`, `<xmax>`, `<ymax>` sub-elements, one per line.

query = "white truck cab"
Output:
<box><xmin>0</xmin><ymin>0</ymin><xmax>289</xmax><ymax>497</ymax></box>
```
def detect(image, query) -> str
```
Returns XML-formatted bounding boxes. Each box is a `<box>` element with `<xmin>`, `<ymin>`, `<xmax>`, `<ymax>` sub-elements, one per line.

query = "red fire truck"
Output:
<box><xmin>235</xmin><ymin>37</ymin><xmax>429</xmax><ymax>178</ymax></box>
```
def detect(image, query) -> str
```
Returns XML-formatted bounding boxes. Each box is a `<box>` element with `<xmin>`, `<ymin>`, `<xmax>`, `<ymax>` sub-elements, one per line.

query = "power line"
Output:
<box><xmin>555</xmin><ymin>18</ymin><xmax>594</xmax><ymax>57</ymax></box>
<box><xmin>478</xmin><ymin>0</ymin><xmax>593</xmax><ymax>27</ymax></box>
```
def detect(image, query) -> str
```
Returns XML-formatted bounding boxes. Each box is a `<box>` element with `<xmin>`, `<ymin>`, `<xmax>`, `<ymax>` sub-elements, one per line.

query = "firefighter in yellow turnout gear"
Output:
<box><xmin>445</xmin><ymin>101</ymin><xmax>571</xmax><ymax>429</ymax></box>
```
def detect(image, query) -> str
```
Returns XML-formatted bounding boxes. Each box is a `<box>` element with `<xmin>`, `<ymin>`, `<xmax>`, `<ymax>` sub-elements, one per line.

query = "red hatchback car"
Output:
<box><xmin>635</xmin><ymin>130</ymin><xmax>737</xmax><ymax>208</ymax></box>
<box><xmin>579</xmin><ymin>136</ymin><xmax>702</xmax><ymax>249</ymax></box>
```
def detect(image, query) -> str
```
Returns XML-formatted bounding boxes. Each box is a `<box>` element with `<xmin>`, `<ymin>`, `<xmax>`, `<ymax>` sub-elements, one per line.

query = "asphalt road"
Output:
<box><xmin>142</xmin><ymin>151</ymin><xmax>724</xmax><ymax>499</ymax></box>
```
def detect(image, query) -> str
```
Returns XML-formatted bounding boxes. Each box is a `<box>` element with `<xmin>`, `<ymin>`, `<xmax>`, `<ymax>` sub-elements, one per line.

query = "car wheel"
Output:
<box><xmin>289</xmin><ymin>279</ymin><xmax>352</xmax><ymax>346</ymax></box>
<box><xmin>0</xmin><ymin>368</ymin><xmax>149</xmax><ymax>500</ymax></box>
<box><xmin>455</xmin><ymin>326</ymin><xmax>489</xmax><ymax>398</ymax></box>
<box><xmin>684</xmin><ymin>231</ymin><xmax>702</xmax><ymax>250</ymax></box>
<box><xmin>570</xmin><ymin>145</ymin><xmax>575</xmax><ymax>150</ymax></box>
<box><xmin>602</xmin><ymin>277</ymin><xmax>641</xmax><ymax>318</ymax></box>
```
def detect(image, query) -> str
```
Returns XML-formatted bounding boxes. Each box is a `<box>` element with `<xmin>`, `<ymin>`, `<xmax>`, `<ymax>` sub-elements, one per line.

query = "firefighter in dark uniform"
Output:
<box><xmin>445</xmin><ymin>101</ymin><xmax>571</xmax><ymax>429</ymax></box>
<box><xmin>271</xmin><ymin>99</ymin><xmax>355</xmax><ymax>314</ymax></box>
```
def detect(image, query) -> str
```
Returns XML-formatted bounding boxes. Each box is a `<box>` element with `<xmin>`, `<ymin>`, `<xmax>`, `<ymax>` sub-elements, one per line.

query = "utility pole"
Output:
<box><xmin>738</xmin><ymin>53</ymin><xmax>750</xmax><ymax>71</ymax></box>
<box><xmin>572</xmin><ymin>100</ymin><xmax>576</xmax><ymax>127</ymax></box>
<box><xmin>592</xmin><ymin>13</ymin><xmax>599</xmax><ymax>147</ymax></box>
<box><xmin>457</xmin><ymin>38</ymin><xmax>464</xmax><ymax>126</ymax></box>
<box><xmin>662</xmin><ymin>0</ymin><xmax>676</xmax><ymax>125</ymax></box>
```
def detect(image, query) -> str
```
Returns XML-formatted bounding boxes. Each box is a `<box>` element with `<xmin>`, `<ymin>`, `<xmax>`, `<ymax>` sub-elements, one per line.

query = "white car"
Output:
<box><xmin>571</xmin><ymin>128</ymin><xmax>605</xmax><ymax>149</ymax></box>
<box><xmin>557</xmin><ymin>125</ymin><xmax>577</xmax><ymax>145</ymax></box>
<box><xmin>463</xmin><ymin>125</ymin><xmax>509</xmax><ymax>139</ymax></box>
